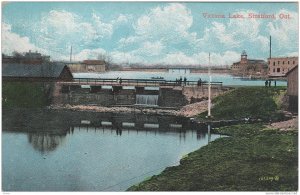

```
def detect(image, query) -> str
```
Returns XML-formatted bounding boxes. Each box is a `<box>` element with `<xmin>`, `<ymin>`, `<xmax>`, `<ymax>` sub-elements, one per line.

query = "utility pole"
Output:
<box><xmin>208</xmin><ymin>52</ymin><xmax>211</xmax><ymax>118</ymax></box>
<box><xmin>207</xmin><ymin>52</ymin><xmax>212</xmax><ymax>143</ymax></box>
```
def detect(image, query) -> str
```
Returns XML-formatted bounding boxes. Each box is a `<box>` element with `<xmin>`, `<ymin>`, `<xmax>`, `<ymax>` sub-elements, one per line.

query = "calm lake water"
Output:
<box><xmin>74</xmin><ymin>71</ymin><xmax>287</xmax><ymax>86</ymax></box>
<box><xmin>2</xmin><ymin>109</ymin><xmax>220</xmax><ymax>191</ymax></box>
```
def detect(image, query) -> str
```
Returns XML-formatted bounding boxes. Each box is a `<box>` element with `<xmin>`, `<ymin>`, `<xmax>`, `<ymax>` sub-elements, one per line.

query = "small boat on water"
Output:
<box><xmin>151</xmin><ymin>76</ymin><xmax>164</xmax><ymax>80</ymax></box>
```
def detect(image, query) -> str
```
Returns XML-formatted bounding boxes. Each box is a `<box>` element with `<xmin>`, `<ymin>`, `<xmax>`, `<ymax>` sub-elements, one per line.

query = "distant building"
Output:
<box><xmin>67</xmin><ymin>60</ymin><xmax>106</xmax><ymax>72</ymax></box>
<box><xmin>268</xmin><ymin>56</ymin><xmax>298</xmax><ymax>77</ymax></box>
<box><xmin>231</xmin><ymin>51</ymin><xmax>267</xmax><ymax>75</ymax></box>
<box><xmin>2</xmin><ymin>63</ymin><xmax>73</xmax><ymax>81</ymax></box>
<box><xmin>83</xmin><ymin>60</ymin><xmax>106</xmax><ymax>72</ymax></box>
<box><xmin>2</xmin><ymin>50</ymin><xmax>50</xmax><ymax>64</ymax></box>
<box><xmin>285</xmin><ymin>65</ymin><xmax>298</xmax><ymax>112</ymax></box>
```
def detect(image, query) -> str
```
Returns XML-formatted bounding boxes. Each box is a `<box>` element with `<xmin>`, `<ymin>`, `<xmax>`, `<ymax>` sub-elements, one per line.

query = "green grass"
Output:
<box><xmin>2</xmin><ymin>81</ymin><xmax>50</xmax><ymax>108</ymax></box>
<box><xmin>198</xmin><ymin>87</ymin><xmax>286</xmax><ymax>121</ymax></box>
<box><xmin>128</xmin><ymin>123</ymin><xmax>298</xmax><ymax>191</ymax></box>
<box><xmin>128</xmin><ymin>87</ymin><xmax>297</xmax><ymax>191</ymax></box>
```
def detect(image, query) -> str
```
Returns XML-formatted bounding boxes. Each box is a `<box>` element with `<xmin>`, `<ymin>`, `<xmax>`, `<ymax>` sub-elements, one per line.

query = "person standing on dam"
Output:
<box><xmin>198</xmin><ymin>78</ymin><xmax>202</xmax><ymax>86</ymax></box>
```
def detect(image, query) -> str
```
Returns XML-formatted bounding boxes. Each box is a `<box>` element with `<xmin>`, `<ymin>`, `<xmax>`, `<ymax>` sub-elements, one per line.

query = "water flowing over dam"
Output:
<box><xmin>136</xmin><ymin>94</ymin><xmax>159</xmax><ymax>106</ymax></box>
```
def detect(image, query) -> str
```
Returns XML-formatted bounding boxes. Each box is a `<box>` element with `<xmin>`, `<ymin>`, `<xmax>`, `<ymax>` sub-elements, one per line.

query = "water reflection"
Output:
<box><xmin>2</xmin><ymin>108</ymin><xmax>220</xmax><ymax>191</ymax></box>
<box><xmin>28</xmin><ymin>133</ymin><xmax>66</xmax><ymax>153</ymax></box>
<box><xmin>208</xmin><ymin>124</ymin><xmax>211</xmax><ymax>143</ymax></box>
<box><xmin>3</xmin><ymin>109</ymin><xmax>212</xmax><ymax>153</ymax></box>
<box><xmin>73</xmin><ymin>125</ymin><xmax>207</xmax><ymax>142</ymax></box>
<box><xmin>23</xmin><ymin>125</ymin><xmax>209</xmax><ymax>153</ymax></box>
<box><xmin>197</xmin><ymin>129</ymin><xmax>206</xmax><ymax>140</ymax></box>
<box><xmin>116</xmin><ymin>127</ymin><xmax>122</xmax><ymax>136</ymax></box>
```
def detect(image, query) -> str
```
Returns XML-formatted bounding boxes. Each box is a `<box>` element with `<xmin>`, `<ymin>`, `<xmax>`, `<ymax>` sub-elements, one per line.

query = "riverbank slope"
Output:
<box><xmin>128</xmin><ymin>87</ymin><xmax>298</xmax><ymax>191</ymax></box>
<box><xmin>128</xmin><ymin>123</ymin><xmax>297</xmax><ymax>191</ymax></box>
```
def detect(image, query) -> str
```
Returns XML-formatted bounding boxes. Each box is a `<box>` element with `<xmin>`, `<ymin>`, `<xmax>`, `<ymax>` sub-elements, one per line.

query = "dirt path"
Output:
<box><xmin>267</xmin><ymin>116</ymin><xmax>298</xmax><ymax>131</ymax></box>
<box><xmin>176</xmin><ymin>101</ymin><xmax>208</xmax><ymax>117</ymax></box>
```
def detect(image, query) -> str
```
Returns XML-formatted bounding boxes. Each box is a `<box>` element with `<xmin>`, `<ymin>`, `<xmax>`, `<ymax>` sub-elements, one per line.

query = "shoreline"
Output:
<box><xmin>128</xmin><ymin>122</ymin><xmax>298</xmax><ymax>191</ymax></box>
<box><xmin>126</xmin><ymin>87</ymin><xmax>298</xmax><ymax>191</ymax></box>
<box><xmin>49</xmin><ymin>101</ymin><xmax>209</xmax><ymax>117</ymax></box>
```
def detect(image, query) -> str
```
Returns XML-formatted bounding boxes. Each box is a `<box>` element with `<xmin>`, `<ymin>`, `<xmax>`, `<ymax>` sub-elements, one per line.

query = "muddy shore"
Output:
<box><xmin>50</xmin><ymin>101</ymin><xmax>209</xmax><ymax>118</ymax></box>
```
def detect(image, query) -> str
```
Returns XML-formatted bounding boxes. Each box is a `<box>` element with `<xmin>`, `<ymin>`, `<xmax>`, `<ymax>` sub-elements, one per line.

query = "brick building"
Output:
<box><xmin>268</xmin><ymin>56</ymin><xmax>298</xmax><ymax>77</ymax></box>
<box><xmin>231</xmin><ymin>51</ymin><xmax>267</xmax><ymax>75</ymax></box>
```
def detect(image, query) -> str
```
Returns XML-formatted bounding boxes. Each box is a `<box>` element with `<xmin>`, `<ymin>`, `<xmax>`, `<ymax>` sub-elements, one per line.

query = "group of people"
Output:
<box><xmin>174</xmin><ymin>77</ymin><xmax>204</xmax><ymax>86</ymax></box>
<box><xmin>175</xmin><ymin>76</ymin><xmax>188</xmax><ymax>86</ymax></box>
<box><xmin>265</xmin><ymin>80</ymin><xmax>277</xmax><ymax>87</ymax></box>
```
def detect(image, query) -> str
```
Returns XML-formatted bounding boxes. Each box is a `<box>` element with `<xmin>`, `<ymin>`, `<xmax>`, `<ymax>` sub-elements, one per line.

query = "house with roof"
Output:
<box><xmin>285</xmin><ymin>65</ymin><xmax>298</xmax><ymax>112</ymax></box>
<box><xmin>2</xmin><ymin>63</ymin><xmax>73</xmax><ymax>82</ymax></box>
<box><xmin>67</xmin><ymin>60</ymin><xmax>106</xmax><ymax>73</ymax></box>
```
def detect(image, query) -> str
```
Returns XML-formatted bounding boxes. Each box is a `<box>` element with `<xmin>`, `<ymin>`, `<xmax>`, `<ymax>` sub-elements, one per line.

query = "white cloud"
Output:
<box><xmin>207</xmin><ymin>51</ymin><xmax>241</xmax><ymax>65</ymax></box>
<box><xmin>130</xmin><ymin>3</ymin><xmax>194</xmax><ymax>44</ymax></box>
<box><xmin>38</xmin><ymin>10</ymin><xmax>117</xmax><ymax>49</ymax></box>
<box><xmin>197</xmin><ymin>10</ymin><xmax>263</xmax><ymax>49</ymax></box>
<box><xmin>267</xmin><ymin>9</ymin><xmax>298</xmax><ymax>50</ymax></box>
<box><xmin>133</xmin><ymin>41</ymin><xmax>164</xmax><ymax>56</ymax></box>
<box><xmin>72</xmin><ymin>48</ymin><xmax>107</xmax><ymax>61</ymax></box>
<box><xmin>117</xmin><ymin>3</ymin><xmax>201</xmax><ymax>62</ymax></box>
<box><xmin>227</xmin><ymin>10</ymin><xmax>261</xmax><ymax>39</ymax></box>
<box><xmin>110</xmin><ymin>51</ymin><xmax>143</xmax><ymax>64</ymax></box>
<box><xmin>33</xmin><ymin>10</ymin><xmax>126</xmax><ymax>59</ymax></box>
<box><xmin>113</xmin><ymin>14</ymin><xmax>131</xmax><ymax>25</ymax></box>
<box><xmin>45</xmin><ymin>10</ymin><xmax>79</xmax><ymax>34</ymax></box>
<box><xmin>1</xmin><ymin>22</ymin><xmax>42</xmax><ymax>54</ymax></box>
<box><xmin>285</xmin><ymin>51</ymin><xmax>298</xmax><ymax>57</ymax></box>
<box><xmin>91</xmin><ymin>13</ymin><xmax>113</xmax><ymax>39</ymax></box>
<box><xmin>254</xmin><ymin>35</ymin><xmax>269</xmax><ymax>51</ymax></box>
<box><xmin>156</xmin><ymin>51</ymin><xmax>241</xmax><ymax>66</ymax></box>
<box><xmin>210</xmin><ymin>22</ymin><xmax>238</xmax><ymax>48</ymax></box>
<box><xmin>79</xmin><ymin>22</ymin><xmax>97</xmax><ymax>42</ymax></box>
<box><xmin>41</xmin><ymin>10</ymin><xmax>114</xmax><ymax>40</ymax></box>
<box><xmin>119</xmin><ymin>36</ymin><xmax>141</xmax><ymax>45</ymax></box>
<box><xmin>159</xmin><ymin>52</ymin><xmax>197</xmax><ymax>65</ymax></box>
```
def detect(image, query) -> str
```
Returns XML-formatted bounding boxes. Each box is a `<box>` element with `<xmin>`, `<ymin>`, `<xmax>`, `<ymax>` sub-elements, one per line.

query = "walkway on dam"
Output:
<box><xmin>59</xmin><ymin>78</ymin><xmax>223</xmax><ymax>88</ymax></box>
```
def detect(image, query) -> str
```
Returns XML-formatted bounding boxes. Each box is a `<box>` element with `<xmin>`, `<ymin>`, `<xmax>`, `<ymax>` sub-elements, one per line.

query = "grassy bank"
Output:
<box><xmin>128</xmin><ymin>87</ymin><xmax>297</xmax><ymax>191</ymax></box>
<box><xmin>2</xmin><ymin>81</ymin><xmax>50</xmax><ymax>108</ymax></box>
<box><xmin>198</xmin><ymin>87</ymin><xmax>287</xmax><ymax>121</ymax></box>
<box><xmin>128</xmin><ymin>123</ymin><xmax>298</xmax><ymax>191</ymax></box>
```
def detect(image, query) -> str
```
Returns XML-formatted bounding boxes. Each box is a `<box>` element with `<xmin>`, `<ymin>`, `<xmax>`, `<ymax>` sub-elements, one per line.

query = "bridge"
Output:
<box><xmin>59</xmin><ymin>77</ymin><xmax>223</xmax><ymax>88</ymax></box>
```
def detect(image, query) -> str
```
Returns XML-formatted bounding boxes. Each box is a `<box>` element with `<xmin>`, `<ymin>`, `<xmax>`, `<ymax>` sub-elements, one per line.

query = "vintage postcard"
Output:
<box><xmin>1</xmin><ymin>1</ymin><xmax>298</xmax><ymax>192</ymax></box>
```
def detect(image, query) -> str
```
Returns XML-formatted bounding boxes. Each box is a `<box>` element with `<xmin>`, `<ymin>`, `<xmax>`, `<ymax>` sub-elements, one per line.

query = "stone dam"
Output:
<box><xmin>52</xmin><ymin>81</ymin><xmax>230</xmax><ymax>108</ymax></box>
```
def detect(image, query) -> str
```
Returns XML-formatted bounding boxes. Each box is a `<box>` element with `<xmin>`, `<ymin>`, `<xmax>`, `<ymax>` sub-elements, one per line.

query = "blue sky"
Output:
<box><xmin>2</xmin><ymin>2</ymin><xmax>298</xmax><ymax>65</ymax></box>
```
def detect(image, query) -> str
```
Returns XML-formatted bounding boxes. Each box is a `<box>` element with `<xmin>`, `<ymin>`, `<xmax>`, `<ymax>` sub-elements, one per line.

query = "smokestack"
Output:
<box><xmin>70</xmin><ymin>46</ymin><xmax>72</xmax><ymax>62</ymax></box>
<box><xmin>269</xmin><ymin>36</ymin><xmax>272</xmax><ymax>59</ymax></box>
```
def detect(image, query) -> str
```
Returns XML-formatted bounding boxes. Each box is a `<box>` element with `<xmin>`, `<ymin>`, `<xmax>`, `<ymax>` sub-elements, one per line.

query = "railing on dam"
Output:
<box><xmin>63</xmin><ymin>78</ymin><xmax>223</xmax><ymax>87</ymax></box>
